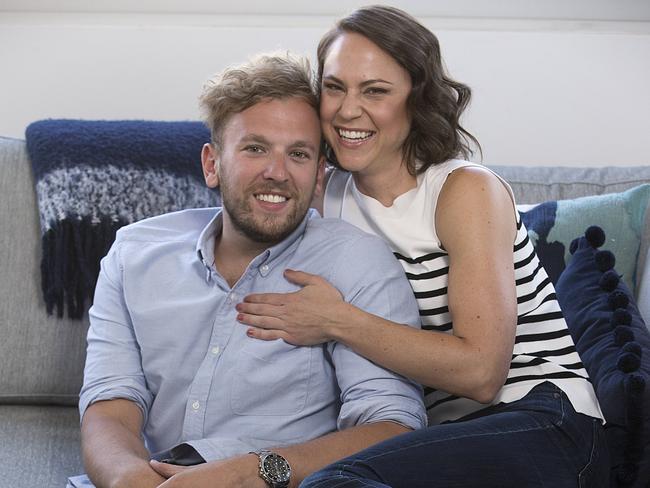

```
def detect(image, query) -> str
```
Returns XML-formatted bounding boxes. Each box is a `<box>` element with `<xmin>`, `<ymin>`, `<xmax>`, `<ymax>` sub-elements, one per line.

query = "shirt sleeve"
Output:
<box><xmin>327</xmin><ymin>234</ymin><xmax>427</xmax><ymax>431</ymax></box>
<box><xmin>78</xmin><ymin>238</ymin><xmax>153</xmax><ymax>424</ymax></box>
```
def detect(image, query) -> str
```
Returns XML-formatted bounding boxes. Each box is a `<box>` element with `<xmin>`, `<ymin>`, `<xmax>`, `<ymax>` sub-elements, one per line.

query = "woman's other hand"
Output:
<box><xmin>237</xmin><ymin>269</ymin><xmax>345</xmax><ymax>345</ymax></box>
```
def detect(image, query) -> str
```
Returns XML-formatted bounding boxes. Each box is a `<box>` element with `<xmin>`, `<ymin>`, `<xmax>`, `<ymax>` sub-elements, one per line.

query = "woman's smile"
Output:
<box><xmin>320</xmin><ymin>32</ymin><xmax>412</xmax><ymax>177</ymax></box>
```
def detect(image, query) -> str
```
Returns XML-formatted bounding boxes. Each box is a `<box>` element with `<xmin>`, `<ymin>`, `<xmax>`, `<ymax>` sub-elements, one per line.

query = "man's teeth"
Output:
<box><xmin>338</xmin><ymin>129</ymin><xmax>373</xmax><ymax>140</ymax></box>
<box><xmin>256</xmin><ymin>194</ymin><xmax>287</xmax><ymax>203</ymax></box>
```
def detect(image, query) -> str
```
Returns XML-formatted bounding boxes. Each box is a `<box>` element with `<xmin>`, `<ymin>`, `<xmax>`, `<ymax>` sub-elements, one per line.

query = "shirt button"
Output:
<box><xmin>226</xmin><ymin>294</ymin><xmax>233</xmax><ymax>304</ymax></box>
<box><xmin>211</xmin><ymin>346</ymin><xmax>220</xmax><ymax>355</ymax></box>
<box><xmin>260</xmin><ymin>264</ymin><xmax>269</xmax><ymax>273</ymax></box>
<box><xmin>192</xmin><ymin>401</ymin><xmax>200</xmax><ymax>410</ymax></box>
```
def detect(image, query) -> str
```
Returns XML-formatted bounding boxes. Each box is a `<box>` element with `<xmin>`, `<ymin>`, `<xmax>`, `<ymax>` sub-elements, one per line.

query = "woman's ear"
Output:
<box><xmin>201</xmin><ymin>143</ymin><xmax>220</xmax><ymax>188</ymax></box>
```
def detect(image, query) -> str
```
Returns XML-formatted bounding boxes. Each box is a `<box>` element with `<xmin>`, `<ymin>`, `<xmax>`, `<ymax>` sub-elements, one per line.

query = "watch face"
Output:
<box><xmin>262</xmin><ymin>453</ymin><xmax>291</xmax><ymax>483</ymax></box>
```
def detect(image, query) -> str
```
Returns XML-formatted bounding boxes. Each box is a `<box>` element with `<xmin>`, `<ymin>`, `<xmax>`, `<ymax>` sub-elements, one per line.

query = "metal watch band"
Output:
<box><xmin>252</xmin><ymin>450</ymin><xmax>291</xmax><ymax>488</ymax></box>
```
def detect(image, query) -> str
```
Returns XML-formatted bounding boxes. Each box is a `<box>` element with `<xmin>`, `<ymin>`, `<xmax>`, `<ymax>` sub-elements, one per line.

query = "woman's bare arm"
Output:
<box><xmin>240</xmin><ymin>167</ymin><xmax>517</xmax><ymax>402</ymax></box>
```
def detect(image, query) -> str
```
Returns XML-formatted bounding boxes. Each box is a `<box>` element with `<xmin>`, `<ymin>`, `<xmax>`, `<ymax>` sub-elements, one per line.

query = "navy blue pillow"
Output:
<box><xmin>555</xmin><ymin>227</ymin><xmax>650</xmax><ymax>487</ymax></box>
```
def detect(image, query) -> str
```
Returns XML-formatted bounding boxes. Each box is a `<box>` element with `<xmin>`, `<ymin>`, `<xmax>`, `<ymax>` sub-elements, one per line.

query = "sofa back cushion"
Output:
<box><xmin>489</xmin><ymin>164</ymin><xmax>650</xmax><ymax>203</ymax></box>
<box><xmin>491</xmin><ymin>164</ymin><xmax>650</xmax><ymax>328</ymax></box>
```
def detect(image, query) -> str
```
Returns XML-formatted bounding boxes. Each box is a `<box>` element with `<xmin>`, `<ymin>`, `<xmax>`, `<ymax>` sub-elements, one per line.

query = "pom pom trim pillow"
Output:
<box><xmin>556</xmin><ymin>226</ymin><xmax>650</xmax><ymax>487</ymax></box>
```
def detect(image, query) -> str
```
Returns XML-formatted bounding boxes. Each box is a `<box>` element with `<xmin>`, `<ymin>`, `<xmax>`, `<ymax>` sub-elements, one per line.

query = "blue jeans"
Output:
<box><xmin>301</xmin><ymin>382</ymin><xmax>609</xmax><ymax>488</ymax></box>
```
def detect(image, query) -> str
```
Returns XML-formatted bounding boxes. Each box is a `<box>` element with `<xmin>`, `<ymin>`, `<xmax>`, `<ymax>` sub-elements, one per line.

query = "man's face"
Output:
<box><xmin>202</xmin><ymin>97</ymin><xmax>324</xmax><ymax>245</ymax></box>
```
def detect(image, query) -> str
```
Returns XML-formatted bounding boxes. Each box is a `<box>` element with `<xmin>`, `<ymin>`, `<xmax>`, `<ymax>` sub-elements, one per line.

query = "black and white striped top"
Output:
<box><xmin>324</xmin><ymin>160</ymin><xmax>603</xmax><ymax>424</ymax></box>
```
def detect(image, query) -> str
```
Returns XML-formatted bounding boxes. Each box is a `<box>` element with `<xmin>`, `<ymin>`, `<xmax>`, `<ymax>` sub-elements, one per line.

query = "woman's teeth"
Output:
<box><xmin>256</xmin><ymin>194</ymin><xmax>287</xmax><ymax>203</ymax></box>
<box><xmin>338</xmin><ymin>129</ymin><xmax>373</xmax><ymax>141</ymax></box>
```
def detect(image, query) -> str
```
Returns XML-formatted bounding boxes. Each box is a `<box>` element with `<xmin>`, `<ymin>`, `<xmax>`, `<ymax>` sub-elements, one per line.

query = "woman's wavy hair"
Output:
<box><xmin>317</xmin><ymin>5</ymin><xmax>481</xmax><ymax>175</ymax></box>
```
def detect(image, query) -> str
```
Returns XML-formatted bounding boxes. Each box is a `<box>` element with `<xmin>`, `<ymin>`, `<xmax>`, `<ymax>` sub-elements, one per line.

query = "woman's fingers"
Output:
<box><xmin>244</xmin><ymin>269</ymin><xmax>338</xmax><ymax>305</ymax></box>
<box><xmin>235</xmin><ymin>302</ymin><xmax>283</xmax><ymax>322</ymax></box>
<box><xmin>243</xmin><ymin>292</ymin><xmax>289</xmax><ymax>305</ymax></box>
<box><xmin>283</xmin><ymin>268</ymin><xmax>324</xmax><ymax>286</ymax></box>
<box><xmin>245</xmin><ymin>327</ymin><xmax>289</xmax><ymax>342</ymax></box>
<box><xmin>236</xmin><ymin>310</ymin><xmax>284</xmax><ymax>329</ymax></box>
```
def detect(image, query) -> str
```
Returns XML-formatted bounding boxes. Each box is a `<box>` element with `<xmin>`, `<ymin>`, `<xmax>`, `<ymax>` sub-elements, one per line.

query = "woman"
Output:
<box><xmin>237</xmin><ymin>6</ymin><xmax>608</xmax><ymax>487</ymax></box>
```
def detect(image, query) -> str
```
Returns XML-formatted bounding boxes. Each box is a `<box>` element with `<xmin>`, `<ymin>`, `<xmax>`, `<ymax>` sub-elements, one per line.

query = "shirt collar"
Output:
<box><xmin>195</xmin><ymin>208</ymin><xmax>319</xmax><ymax>276</ymax></box>
<box><xmin>196</xmin><ymin>209</ymin><xmax>223</xmax><ymax>270</ymax></box>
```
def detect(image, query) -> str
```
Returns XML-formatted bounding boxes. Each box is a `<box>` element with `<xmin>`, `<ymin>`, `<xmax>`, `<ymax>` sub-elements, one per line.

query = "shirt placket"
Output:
<box><xmin>180</xmin><ymin>277</ymin><xmax>243</xmax><ymax>441</ymax></box>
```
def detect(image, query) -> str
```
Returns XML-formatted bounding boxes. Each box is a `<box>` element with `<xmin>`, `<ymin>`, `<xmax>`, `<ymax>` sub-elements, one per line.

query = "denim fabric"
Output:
<box><xmin>301</xmin><ymin>382</ymin><xmax>609</xmax><ymax>488</ymax></box>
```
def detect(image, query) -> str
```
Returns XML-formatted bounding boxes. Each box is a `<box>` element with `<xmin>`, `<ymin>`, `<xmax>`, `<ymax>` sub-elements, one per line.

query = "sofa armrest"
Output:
<box><xmin>0</xmin><ymin>136</ymin><xmax>88</xmax><ymax>407</ymax></box>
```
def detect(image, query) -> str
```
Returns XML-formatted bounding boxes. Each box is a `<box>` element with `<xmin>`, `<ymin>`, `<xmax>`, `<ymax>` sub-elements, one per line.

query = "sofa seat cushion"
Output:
<box><xmin>0</xmin><ymin>405</ymin><xmax>83</xmax><ymax>487</ymax></box>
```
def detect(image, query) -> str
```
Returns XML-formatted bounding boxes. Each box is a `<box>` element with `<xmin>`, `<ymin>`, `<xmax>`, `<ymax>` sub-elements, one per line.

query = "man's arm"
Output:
<box><xmin>80</xmin><ymin>236</ymin><xmax>158</xmax><ymax>487</ymax></box>
<box><xmin>82</xmin><ymin>399</ymin><xmax>166</xmax><ymax>488</ymax></box>
<box><xmin>150</xmin><ymin>421</ymin><xmax>409</xmax><ymax>488</ymax></box>
<box><xmin>273</xmin><ymin>420</ymin><xmax>408</xmax><ymax>485</ymax></box>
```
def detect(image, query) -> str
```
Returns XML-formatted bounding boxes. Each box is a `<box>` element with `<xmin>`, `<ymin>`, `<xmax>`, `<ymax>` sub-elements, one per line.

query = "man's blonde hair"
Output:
<box><xmin>200</xmin><ymin>53</ymin><xmax>318</xmax><ymax>148</ymax></box>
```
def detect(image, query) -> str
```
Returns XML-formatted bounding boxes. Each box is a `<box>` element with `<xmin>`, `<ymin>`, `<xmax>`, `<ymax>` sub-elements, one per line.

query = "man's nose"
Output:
<box><xmin>262</xmin><ymin>153</ymin><xmax>289</xmax><ymax>181</ymax></box>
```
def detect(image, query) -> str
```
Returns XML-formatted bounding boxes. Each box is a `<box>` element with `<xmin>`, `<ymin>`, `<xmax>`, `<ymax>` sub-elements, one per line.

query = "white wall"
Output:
<box><xmin>1</xmin><ymin>1</ymin><xmax>649</xmax><ymax>166</ymax></box>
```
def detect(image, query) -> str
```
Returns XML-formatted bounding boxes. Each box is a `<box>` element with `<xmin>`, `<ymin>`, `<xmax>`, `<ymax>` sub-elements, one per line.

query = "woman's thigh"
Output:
<box><xmin>301</xmin><ymin>383</ymin><xmax>609</xmax><ymax>488</ymax></box>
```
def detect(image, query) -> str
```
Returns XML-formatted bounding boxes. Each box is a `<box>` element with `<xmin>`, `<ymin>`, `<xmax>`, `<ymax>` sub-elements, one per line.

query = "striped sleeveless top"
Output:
<box><xmin>324</xmin><ymin>160</ymin><xmax>603</xmax><ymax>424</ymax></box>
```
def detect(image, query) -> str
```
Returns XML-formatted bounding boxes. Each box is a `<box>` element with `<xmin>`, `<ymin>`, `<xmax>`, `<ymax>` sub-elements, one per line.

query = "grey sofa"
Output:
<box><xmin>1</xmin><ymin>132</ymin><xmax>649</xmax><ymax>487</ymax></box>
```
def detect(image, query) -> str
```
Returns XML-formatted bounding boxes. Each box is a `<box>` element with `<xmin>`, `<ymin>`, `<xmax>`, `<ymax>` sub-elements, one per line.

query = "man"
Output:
<box><xmin>71</xmin><ymin>54</ymin><xmax>425</xmax><ymax>488</ymax></box>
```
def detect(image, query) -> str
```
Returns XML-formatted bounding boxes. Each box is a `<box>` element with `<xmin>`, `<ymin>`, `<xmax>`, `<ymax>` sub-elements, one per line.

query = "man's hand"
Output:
<box><xmin>111</xmin><ymin>467</ymin><xmax>167</xmax><ymax>488</ymax></box>
<box><xmin>150</xmin><ymin>455</ymin><xmax>266</xmax><ymax>488</ymax></box>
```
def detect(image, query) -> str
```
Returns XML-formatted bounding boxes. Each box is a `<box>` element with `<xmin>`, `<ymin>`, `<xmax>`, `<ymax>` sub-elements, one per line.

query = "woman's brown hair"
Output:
<box><xmin>317</xmin><ymin>5</ymin><xmax>480</xmax><ymax>175</ymax></box>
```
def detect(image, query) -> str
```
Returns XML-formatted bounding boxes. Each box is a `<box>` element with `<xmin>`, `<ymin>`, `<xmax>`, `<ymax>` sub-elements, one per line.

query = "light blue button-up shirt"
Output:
<box><xmin>80</xmin><ymin>208</ymin><xmax>425</xmax><ymax>462</ymax></box>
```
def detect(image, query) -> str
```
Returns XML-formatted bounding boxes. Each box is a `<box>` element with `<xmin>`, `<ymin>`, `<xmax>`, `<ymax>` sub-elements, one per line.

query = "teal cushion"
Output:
<box><xmin>520</xmin><ymin>185</ymin><xmax>650</xmax><ymax>295</ymax></box>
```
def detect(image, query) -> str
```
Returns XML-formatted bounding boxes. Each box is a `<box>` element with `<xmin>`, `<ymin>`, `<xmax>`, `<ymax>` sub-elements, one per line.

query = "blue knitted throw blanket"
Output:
<box><xmin>26</xmin><ymin>119</ymin><xmax>216</xmax><ymax>319</ymax></box>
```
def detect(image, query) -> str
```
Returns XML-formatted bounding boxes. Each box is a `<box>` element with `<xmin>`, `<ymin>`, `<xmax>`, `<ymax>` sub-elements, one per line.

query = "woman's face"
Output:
<box><xmin>320</xmin><ymin>32</ymin><xmax>412</xmax><ymax>177</ymax></box>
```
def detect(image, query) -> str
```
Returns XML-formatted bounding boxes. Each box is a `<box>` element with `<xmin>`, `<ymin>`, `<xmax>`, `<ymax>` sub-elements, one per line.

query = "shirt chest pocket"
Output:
<box><xmin>230</xmin><ymin>340</ymin><xmax>314</xmax><ymax>416</ymax></box>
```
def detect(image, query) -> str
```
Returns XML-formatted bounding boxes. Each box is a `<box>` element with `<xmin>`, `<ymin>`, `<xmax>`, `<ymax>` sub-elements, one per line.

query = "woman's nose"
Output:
<box><xmin>338</xmin><ymin>93</ymin><xmax>363</xmax><ymax>120</ymax></box>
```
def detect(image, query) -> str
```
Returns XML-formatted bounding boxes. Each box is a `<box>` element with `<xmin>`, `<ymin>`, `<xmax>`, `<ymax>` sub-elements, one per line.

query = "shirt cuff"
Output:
<box><xmin>184</xmin><ymin>437</ymin><xmax>259</xmax><ymax>462</ymax></box>
<box><xmin>338</xmin><ymin>397</ymin><xmax>428</xmax><ymax>431</ymax></box>
<box><xmin>78</xmin><ymin>388</ymin><xmax>150</xmax><ymax>426</ymax></box>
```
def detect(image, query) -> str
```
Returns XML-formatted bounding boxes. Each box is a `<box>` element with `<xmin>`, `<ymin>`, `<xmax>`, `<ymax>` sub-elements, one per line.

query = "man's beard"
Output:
<box><xmin>220</xmin><ymin>178</ymin><xmax>315</xmax><ymax>245</ymax></box>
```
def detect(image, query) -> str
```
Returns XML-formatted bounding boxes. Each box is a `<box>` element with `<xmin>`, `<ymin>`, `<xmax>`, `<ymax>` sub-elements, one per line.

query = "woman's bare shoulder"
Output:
<box><xmin>436</xmin><ymin>165</ymin><xmax>516</xmax><ymax>248</ymax></box>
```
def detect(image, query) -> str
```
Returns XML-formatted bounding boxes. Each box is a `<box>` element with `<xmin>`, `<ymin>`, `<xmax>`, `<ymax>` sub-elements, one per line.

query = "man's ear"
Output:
<box><xmin>314</xmin><ymin>156</ymin><xmax>326</xmax><ymax>198</ymax></box>
<box><xmin>310</xmin><ymin>156</ymin><xmax>327</xmax><ymax>215</ymax></box>
<box><xmin>201</xmin><ymin>143</ymin><xmax>220</xmax><ymax>188</ymax></box>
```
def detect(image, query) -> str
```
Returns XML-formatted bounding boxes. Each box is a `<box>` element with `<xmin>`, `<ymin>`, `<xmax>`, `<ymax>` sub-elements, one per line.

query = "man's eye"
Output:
<box><xmin>323</xmin><ymin>83</ymin><xmax>343</xmax><ymax>92</ymax></box>
<box><xmin>290</xmin><ymin>151</ymin><xmax>311</xmax><ymax>160</ymax></box>
<box><xmin>244</xmin><ymin>145</ymin><xmax>264</xmax><ymax>153</ymax></box>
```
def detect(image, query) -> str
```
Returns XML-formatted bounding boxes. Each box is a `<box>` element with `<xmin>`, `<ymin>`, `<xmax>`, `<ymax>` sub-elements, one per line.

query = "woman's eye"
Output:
<box><xmin>365</xmin><ymin>87</ymin><xmax>388</xmax><ymax>95</ymax></box>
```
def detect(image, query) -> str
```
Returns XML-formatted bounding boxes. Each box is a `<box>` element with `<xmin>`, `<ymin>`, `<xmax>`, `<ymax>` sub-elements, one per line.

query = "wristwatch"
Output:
<box><xmin>252</xmin><ymin>450</ymin><xmax>291</xmax><ymax>488</ymax></box>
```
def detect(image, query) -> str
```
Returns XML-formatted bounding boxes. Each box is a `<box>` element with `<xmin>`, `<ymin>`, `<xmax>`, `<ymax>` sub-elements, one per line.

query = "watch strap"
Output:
<box><xmin>251</xmin><ymin>450</ymin><xmax>291</xmax><ymax>488</ymax></box>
